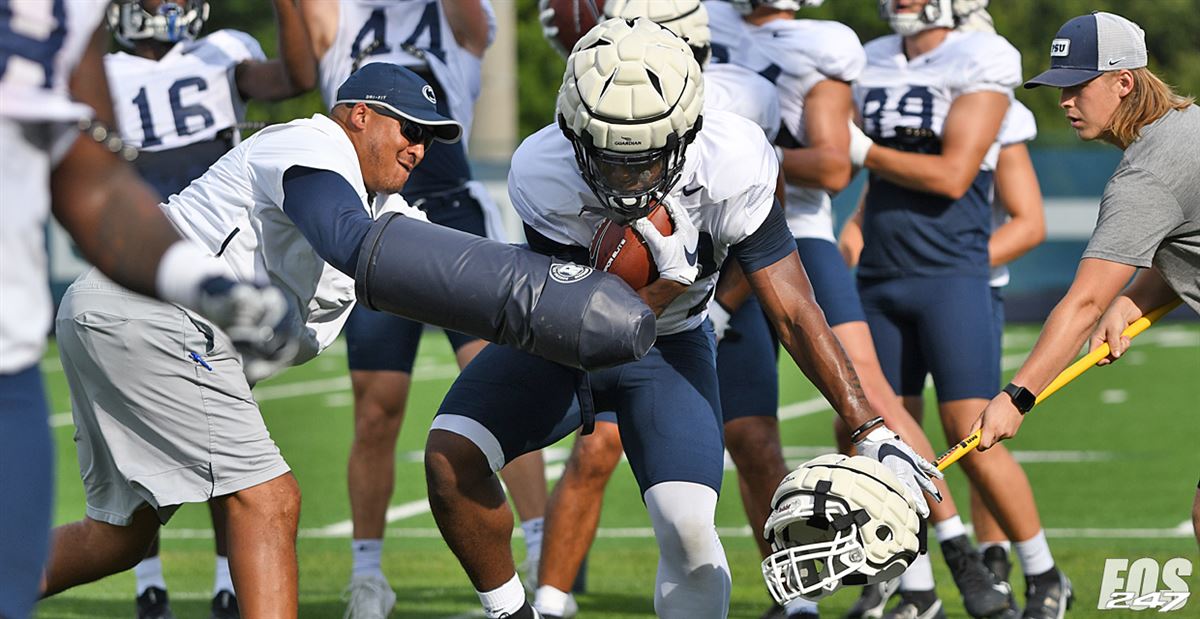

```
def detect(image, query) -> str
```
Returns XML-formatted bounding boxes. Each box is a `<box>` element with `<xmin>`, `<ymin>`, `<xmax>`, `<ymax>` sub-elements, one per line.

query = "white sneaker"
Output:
<box><xmin>533</xmin><ymin>592</ymin><xmax>578</xmax><ymax>619</ymax></box>
<box><xmin>343</xmin><ymin>574</ymin><xmax>397</xmax><ymax>619</ymax></box>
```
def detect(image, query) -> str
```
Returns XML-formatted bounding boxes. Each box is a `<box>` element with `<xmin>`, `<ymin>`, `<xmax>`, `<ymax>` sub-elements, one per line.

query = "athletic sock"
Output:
<box><xmin>899</xmin><ymin>552</ymin><xmax>936</xmax><ymax>592</ymax></box>
<box><xmin>978</xmin><ymin>540</ymin><xmax>1012</xmax><ymax>553</ymax></box>
<box><xmin>213</xmin><ymin>555</ymin><xmax>234</xmax><ymax>596</ymax></box>
<box><xmin>134</xmin><ymin>556</ymin><xmax>167</xmax><ymax>596</ymax></box>
<box><xmin>351</xmin><ymin>538</ymin><xmax>385</xmax><ymax>579</ymax></box>
<box><xmin>1014</xmin><ymin>530</ymin><xmax>1055</xmax><ymax>577</ymax></box>
<box><xmin>521</xmin><ymin>517</ymin><xmax>544</xmax><ymax>563</ymax></box>
<box><xmin>533</xmin><ymin>585</ymin><xmax>569</xmax><ymax>616</ymax></box>
<box><xmin>477</xmin><ymin>573</ymin><xmax>527</xmax><ymax>618</ymax></box>
<box><xmin>933</xmin><ymin>515</ymin><xmax>967</xmax><ymax>543</ymax></box>
<box><xmin>785</xmin><ymin>597</ymin><xmax>819</xmax><ymax>615</ymax></box>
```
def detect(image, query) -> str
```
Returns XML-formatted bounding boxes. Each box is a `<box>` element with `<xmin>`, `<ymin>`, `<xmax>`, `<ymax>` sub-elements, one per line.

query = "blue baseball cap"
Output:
<box><xmin>1024</xmin><ymin>12</ymin><xmax>1147</xmax><ymax>89</ymax></box>
<box><xmin>335</xmin><ymin>62</ymin><xmax>463</xmax><ymax>143</ymax></box>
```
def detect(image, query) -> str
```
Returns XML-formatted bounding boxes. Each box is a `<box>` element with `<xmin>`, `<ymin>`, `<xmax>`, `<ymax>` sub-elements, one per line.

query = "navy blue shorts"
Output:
<box><xmin>0</xmin><ymin>365</ymin><xmax>53</xmax><ymax>619</ymax></box>
<box><xmin>795</xmin><ymin>238</ymin><xmax>866</xmax><ymax>327</ymax></box>
<box><xmin>434</xmin><ymin>326</ymin><xmax>725</xmax><ymax>495</ymax></box>
<box><xmin>991</xmin><ymin>287</ymin><xmax>1005</xmax><ymax>362</ymax></box>
<box><xmin>346</xmin><ymin>189</ymin><xmax>486</xmax><ymax>372</ymax></box>
<box><xmin>716</xmin><ymin>296</ymin><xmax>780</xmax><ymax>421</ymax></box>
<box><xmin>858</xmin><ymin>275</ymin><xmax>999</xmax><ymax>402</ymax></box>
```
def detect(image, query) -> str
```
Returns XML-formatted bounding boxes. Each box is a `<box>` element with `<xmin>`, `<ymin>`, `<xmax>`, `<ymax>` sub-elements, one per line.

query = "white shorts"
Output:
<box><xmin>56</xmin><ymin>269</ymin><xmax>290</xmax><ymax>526</ymax></box>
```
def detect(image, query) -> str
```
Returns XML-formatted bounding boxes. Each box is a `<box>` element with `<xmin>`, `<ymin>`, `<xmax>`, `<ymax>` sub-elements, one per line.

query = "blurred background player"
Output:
<box><xmin>102</xmin><ymin>0</ymin><xmax>317</xmax><ymax>616</ymax></box>
<box><xmin>529</xmin><ymin>2</ymin><xmax>791</xmax><ymax>617</ymax></box>
<box><xmin>845</xmin><ymin>1</ymin><xmax>1071</xmax><ymax>617</ymax></box>
<box><xmin>298</xmin><ymin>2</ymin><xmax>550</xmax><ymax>616</ymax></box>
<box><xmin>975</xmin><ymin>9</ymin><xmax>1198</xmax><ymax>540</ymax></box>
<box><xmin>708</xmin><ymin>1</ymin><xmax>1010</xmax><ymax>616</ymax></box>
<box><xmin>0</xmin><ymin>2</ymin><xmax>292</xmax><ymax>617</ymax></box>
<box><xmin>42</xmin><ymin>62</ymin><xmax>463</xmax><ymax>619</ymax></box>
<box><xmin>424</xmin><ymin>17</ymin><xmax>942</xmax><ymax>619</ymax></box>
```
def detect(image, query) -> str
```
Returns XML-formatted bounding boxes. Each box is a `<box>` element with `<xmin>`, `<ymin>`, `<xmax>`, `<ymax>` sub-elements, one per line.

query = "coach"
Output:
<box><xmin>971</xmin><ymin>11</ymin><xmax>1198</xmax><ymax>534</ymax></box>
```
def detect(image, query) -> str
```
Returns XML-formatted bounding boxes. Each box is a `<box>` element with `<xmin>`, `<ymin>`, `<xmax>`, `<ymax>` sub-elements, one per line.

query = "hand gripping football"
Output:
<box><xmin>588</xmin><ymin>203</ymin><xmax>674</xmax><ymax>289</ymax></box>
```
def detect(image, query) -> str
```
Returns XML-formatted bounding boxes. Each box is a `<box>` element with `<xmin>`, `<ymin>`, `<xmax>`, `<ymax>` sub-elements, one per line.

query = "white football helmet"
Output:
<box><xmin>604</xmin><ymin>0</ymin><xmax>712</xmax><ymax>66</ymax></box>
<box><xmin>878</xmin><ymin>0</ymin><xmax>954</xmax><ymax>36</ymax></box>
<box><xmin>107</xmin><ymin>0</ymin><xmax>210</xmax><ymax>48</ymax></box>
<box><xmin>557</xmin><ymin>18</ymin><xmax>704</xmax><ymax>224</ymax></box>
<box><xmin>761</xmin><ymin>454</ymin><xmax>924</xmax><ymax>605</ymax></box>
<box><xmin>727</xmin><ymin>0</ymin><xmax>823</xmax><ymax>17</ymax></box>
<box><xmin>951</xmin><ymin>0</ymin><xmax>993</xmax><ymax>33</ymax></box>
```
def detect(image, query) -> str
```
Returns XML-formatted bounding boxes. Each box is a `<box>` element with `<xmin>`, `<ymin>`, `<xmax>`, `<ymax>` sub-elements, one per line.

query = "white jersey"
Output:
<box><xmin>160</xmin><ymin>114</ymin><xmax>405</xmax><ymax>365</ymax></box>
<box><xmin>0</xmin><ymin>0</ymin><xmax>106</xmax><ymax>372</ymax></box>
<box><xmin>104</xmin><ymin>30</ymin><xmax>265</xmax><ymax>151</ymax></box>
<box><xmin>855</xmin><ymin>30</ymin><xmax>1022</xmax><ymax>172</ymax></box>
<box><xmin>989</xmin><ymin>99</ymin><xmax>1037</xmax><ymax>288</ymax></box>
<box><xmin>509</xmin><ymin>109</ymin><xmax>778</xmax><ymax>336</ymax></box>
<box><xmin>704</xmin><ymin>63</ymin><xmax>780</xmax><ymax>141</ymax></box>
<box><xmin>317</xmin><ymin>0</ymin><xmax>494</xmax><ymax>140</ymax></box>
<box><xmin>749</xmin><ymin>18</ymin><xmax>865</xmax><ymax>241</ymax></box>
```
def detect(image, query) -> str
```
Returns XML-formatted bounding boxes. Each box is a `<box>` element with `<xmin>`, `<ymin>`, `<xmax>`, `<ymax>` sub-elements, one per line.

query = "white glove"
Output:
<box><xmin>538</xmin><ymin>0</ymin><xmax>569</xmax><ymax>58</ymax></box>
<box><xmin>855</xmin><ymin>426</ymin><xmax>944</xmax><ymax>518</ymax></box>
<box><xmin>196</xmin><ymin>277</ymin><xmax>299</xmax><ymax>383</ymax></box>
<box><xmin>707</xmin><ymin>299</ymin><xmax>732</xmax><ymax>342</ymax></box>
<box><xmin>848</xmin><ymin>120</ymin><xmax>874</xmax><ymax>168</ymax></box>
<box><xmin>632</xmin><ymin>200</ymin><xmax>700</xmax><ymax>286</ymax></box>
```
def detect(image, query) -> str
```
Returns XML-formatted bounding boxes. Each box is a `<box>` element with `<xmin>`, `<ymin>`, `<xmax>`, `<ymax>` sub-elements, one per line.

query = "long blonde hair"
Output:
<box><xmin>1108</xmin><ymin>68</ymin><xmax>1194</xmax><ymax>147</ymax></box>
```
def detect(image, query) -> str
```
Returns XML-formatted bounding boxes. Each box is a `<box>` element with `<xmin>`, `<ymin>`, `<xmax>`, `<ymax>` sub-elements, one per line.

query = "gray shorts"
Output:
<box><xmin>56</xmin><ymin>269</ymin><xmax>290</xmax><ymax>526</ymax></box>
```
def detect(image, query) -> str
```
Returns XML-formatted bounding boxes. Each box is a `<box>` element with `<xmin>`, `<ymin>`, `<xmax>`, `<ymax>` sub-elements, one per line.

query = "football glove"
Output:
<box><xmin>854</xmin><ymin>427</ymin><xmax>944</xmax><ymax>518</ymax></box>
<box><xmin>195</xmin><ymin>277</ymin><xmax>298</xmax><ymax>383</ymax></box>
<box><xmin>632</xmin><ymin>200</ymin><xmax>700</xmax><ymax>287</ymax></box>
<box><xmin>538</xmin><ymin>0</ymin><xmax>570</xmax><ymax>58</ymax></box>
<box><xmin>707</xmin><ymin>298</ymin><xmax>732</xmax><ymax>342</ymax></box>
<box><xmin>848</xmin><ymin>121</ymin><xmax>874</xmax><ymax>168</ymax></box>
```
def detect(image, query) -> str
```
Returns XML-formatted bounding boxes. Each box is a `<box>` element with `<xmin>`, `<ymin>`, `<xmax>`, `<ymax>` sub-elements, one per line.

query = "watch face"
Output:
<box><xmin>1005</xmin><ymin>383</ymin><xmax>1035</xmax><ymax>412</ymax></box>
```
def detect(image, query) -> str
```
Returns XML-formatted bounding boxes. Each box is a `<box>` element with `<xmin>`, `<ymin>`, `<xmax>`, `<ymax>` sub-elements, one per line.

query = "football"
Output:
<box><xmin>589</xmin><ymin>204</ymin><xmax>674</xmax><ymax>289</ymax></box>
<box><xmin>547</xmin><ymin>0</ymin><xmax>606</xmax><ymax>56</ymax></box>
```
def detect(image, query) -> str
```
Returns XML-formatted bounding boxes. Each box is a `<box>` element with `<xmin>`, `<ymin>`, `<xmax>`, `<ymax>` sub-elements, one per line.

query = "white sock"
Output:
<box><xmin>477</xmin><ymin>573</ymin><xmax>526</xmax><ymax>618</ymax></box>
<box><xmin>899</xmin><ymin>552</ymin><xmax>935</xmax><ymax>591</ymax></box>
<box><xmin>785</xmin><ymin>597</ymin><xmax>819</xmax><ymax>614</ymax></box>
<box><xmin>521</xmin><ymin>517</ymin><xmax>544</xmax><ymax>562</ymax></box>
<box><xmin>351</xmin><ymin>538</ymin><xmax>385</xmax><ymax>579</ymax></box>
<box><xmin>978</xmin><ymin>540</ymin><xmax>1012</xmax><ymax>553</ymax></box>
<box><xmin>1014</xmin><ymin>530</ymin><xmax>1054</xmax><ymax>577</ymax></box>
<box><xmin>213</xmin><ymin>555</ymin><xmax>234</xmax><ymax>596</ymax></box>
<box><xmin>934</xmin><ymin>515</ymin><xmax>968</xmax><ymax>543</ymax></box>
<box><xmin>533</xmin><ymin>585</ymin><xmax>569</xmax><ymax>616</ymax></box>
<box><xmin>134</xmin><ymin>556</ymin><xmax>167</xmax><ymax>595</ymax></box>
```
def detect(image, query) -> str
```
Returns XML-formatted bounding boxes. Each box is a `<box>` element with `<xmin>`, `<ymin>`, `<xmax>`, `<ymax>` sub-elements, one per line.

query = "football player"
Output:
<box><xmin>297</xmin><ymin>4</ymin><xmax>554</xmax><ymax>615</ymax></box>
<box><xmin>846</xmin><ymin>1</ymin><xmax>1070</xmax><ymax>617</ymax></box>
<box><xmin>423</xmin><ymin>18</ymin><xmax>941</xmax><ymax>619</ymax></box>
<box><xmin>0</xmin><ymin>2</ymin><xmax>292</xmax><ymax>617</ymax></box>
<box><xmin>102</xmin><ymin>1</ymin><xmax>317</xmax><ymax>615</ymax></box>
<box><xmin>528</xmin><ymin>2</ymin><xmax>785</xmax><ymax>617</ymax></box>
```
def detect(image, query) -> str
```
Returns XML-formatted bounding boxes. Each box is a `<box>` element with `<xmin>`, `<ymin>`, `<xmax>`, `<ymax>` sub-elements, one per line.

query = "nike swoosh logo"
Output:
<box><xmin>877</xmin><ymin>443</ymin><xmax>920</xmax><ymax>473</ymax></box>
<box><xmin>684</xmin><ymin>244</ymin><xmax>698</xmax><ymax>266</ymax></box>
<box><xmin>1108</xmin><ymin>57</ymin><xmax>1125</xmax><ymax>65</ymax></box>
<box><xmin>681</xmin><ymin>184</ymin><xmax>702</xmax><ymax>196</ymax></box>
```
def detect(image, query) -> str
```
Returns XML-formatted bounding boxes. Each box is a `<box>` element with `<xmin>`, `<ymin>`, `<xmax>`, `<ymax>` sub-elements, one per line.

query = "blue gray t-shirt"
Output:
<box><xmin>1083</xmin><ymin>105</ymin><xmax>1200</xmax><ymax>314</ymax></box>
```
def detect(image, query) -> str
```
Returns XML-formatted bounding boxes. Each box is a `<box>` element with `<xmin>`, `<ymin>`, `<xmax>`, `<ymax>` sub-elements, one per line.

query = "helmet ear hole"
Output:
<box><xmin>875</xmin><ymin>525</ymin><xmax>893</xmax><ymax>541</ymax></box>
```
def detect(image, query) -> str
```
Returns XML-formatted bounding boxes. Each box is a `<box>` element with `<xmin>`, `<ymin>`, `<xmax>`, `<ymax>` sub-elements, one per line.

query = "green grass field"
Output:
<box><xmin>32</xmin><ymin>324</ymin><xmax>1200</xmax><ymax>618</ymax></box>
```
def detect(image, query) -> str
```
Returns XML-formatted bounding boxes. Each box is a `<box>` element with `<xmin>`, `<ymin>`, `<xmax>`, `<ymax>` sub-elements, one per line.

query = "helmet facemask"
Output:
<box><xmin>107</xmin><ymin>0</ymin><xmax>210</xmax><ymax>49</ymax></box>
<box><xmin>878</xmin><ymin>0</ymin><xmax>954</xmax><ymax>36</ymax></box>
<box><xmin>762</xmin><ymin>488</ymin><xmax>872</xmax><ymax>603</ymax></box>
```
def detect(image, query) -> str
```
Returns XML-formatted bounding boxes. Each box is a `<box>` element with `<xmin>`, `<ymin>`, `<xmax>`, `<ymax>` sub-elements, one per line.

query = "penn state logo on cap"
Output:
<box><xmin>1025</xmin><ymin>12</ymin><xmax>1148</xmax><ymax>89</ymax></box>
<box><xmin>335</xmin><ymin>63</ymin><xmax>462</xmax><ymax>142</ymax></box>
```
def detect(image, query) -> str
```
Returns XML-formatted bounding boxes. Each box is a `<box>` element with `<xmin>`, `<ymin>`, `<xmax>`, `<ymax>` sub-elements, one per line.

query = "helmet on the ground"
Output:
<box><xmin>107</xmin><ymin>0</ymin><xmax>210</xmax><ymax>48</ymax></box>
<box><xmin>604</xmin><ymin>0</ymin><xmax>712</xmax><ymax>67</ymax></box>
<box><xmin>878</xmin><ymin>0</ymin><xmax>954</xmax><ymax>36</ymax></box>
<box><xmin>761</xmin><ymin>454</ymin><xmax>923</xmax><ymax>604</ymax></box>
<box><xmin>557</xmin><ymin>17</ymin><xmax>704</xmax><ymax>224</ymax></box>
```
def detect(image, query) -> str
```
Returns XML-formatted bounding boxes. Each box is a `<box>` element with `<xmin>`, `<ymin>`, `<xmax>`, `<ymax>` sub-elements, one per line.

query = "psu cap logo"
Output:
<box><xmin>1050</xmin><ymin>38</ymin><xmax>1071</xmax><ymax>57</ymax></box>
<box><xmin>549</xmin><ymin>262</ymin><xmax>593</xmax><ymax>284</ymax></box>
<box><xmin>422</xmin><ymin>84</ymin><xmax>437</xmax><ymax>104</ymax></box>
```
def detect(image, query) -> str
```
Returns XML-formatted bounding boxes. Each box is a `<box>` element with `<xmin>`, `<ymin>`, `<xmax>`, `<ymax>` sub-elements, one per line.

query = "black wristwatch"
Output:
<box><xmin>1002</xmin><ymin>382</ymin><xmax>1036</xmax><ymax>414</ymax></box>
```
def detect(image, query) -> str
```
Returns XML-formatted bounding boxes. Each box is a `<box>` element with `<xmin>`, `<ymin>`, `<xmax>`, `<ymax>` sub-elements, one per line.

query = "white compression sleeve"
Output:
<box><xmin>644</xmin><ymin>481</ymin><xmax>731</xmax><ymax>619</ymax></box>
